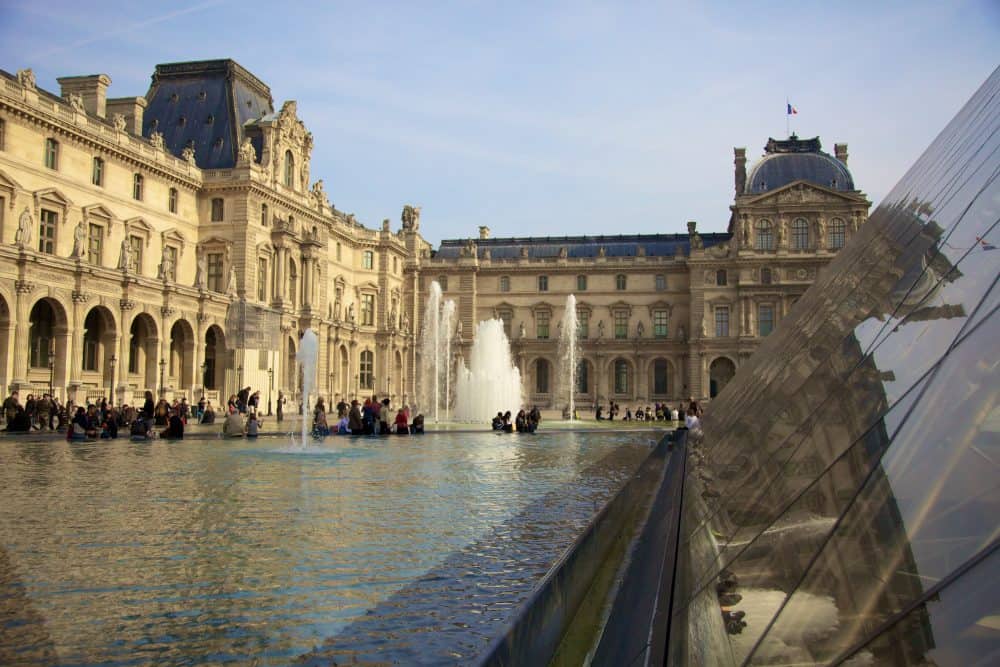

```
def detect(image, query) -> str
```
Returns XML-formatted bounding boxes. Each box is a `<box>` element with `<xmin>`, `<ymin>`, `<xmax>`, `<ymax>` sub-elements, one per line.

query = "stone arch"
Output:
<box><xmin>648</xmin><ymin>357</ymin><xmax>675</xmax><ymax>399</ymax></box>
<box><xmin>168</xmin><ymin>318</ymin><xmax>196</xmax><ymax>393</ymax></box>
<box><xmin>609</xmin><ymin>356</ymin><xmax>635</xmax><ymax>398</ymax></box>
<box><xmin>575</xmin><ymin>357</ymin><xmax>594</xmax><ymax>397</ymax></box>
<box><xmin>0</xmin><ymin>290</ymin><xmax>10</xmax><ymax>394</ymax></box>
<box><xmin>126</xmin><ymin>312</ymin><xmax>159</xmax><ymax>393</ymax></box>
<box><xmin>709</xmin><ymin>356</ymin><xmax>737</xmax><ymax>398</ymax></box>
<box><xmin>27</xmin><ymin>296</ymin><xmax>71</xmax><ymax>397</ymax></box>
<box><xmin>203</xmin><ymin>324</ymin><xmax>227</xmax><ymax>391</ymax></box>
<box><xmin>81</xmin><ymin>305</ymin><xmax>117</xmax><ymax>384</ymax></box>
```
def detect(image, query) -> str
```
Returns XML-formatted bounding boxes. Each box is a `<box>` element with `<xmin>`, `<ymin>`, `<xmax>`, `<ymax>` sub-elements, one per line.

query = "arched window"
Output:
<box><xmin>828</xmin><ymin>218</ymin><xmax>846</xmax><ymax>249</ymax></box>
<box><xmin>29</xmin><ymin>301</ymin><xmax>55</xmax><ymax>368</ymax></box>
<box><xmin>616</xmin><ymin>274</ymin><xmax>627</xmax><ymax>290</ymax></box>
<box><xmin>791</xmin><ymin>218</ymin><xmax>810</xmax><ymax>250</ymax></box>
<box><xmin>576</xmin><ymin>360</ymin><xmax>589</xmax><ymax>394</ymax></box>
<box><xmin>359</xmin><ymin>350</ymin><xmax>374</xmax><ymax>389</ymax></box>
<box><xmin>716</xmin><ymin>269</ymin><xmax>727</xmax><ymax>286</ymax></box>
<box><xmin>614</xmin><ymin>359</ymin><xmax>629</xmax><ymax>394</ymax></box>
<box><xmin>535</xmin><ymin>359</ymin><xmax>550</xmax><ymax>393</ymax></box>
<box><xmin>755</xmin><ymin>219</ymin><xmax>774</xmax><ymax>250</ymax></box>
<box><xmin>284</xmin><ymin>150</ymin><xmax>294</xmax><ymax>188</ymax></box>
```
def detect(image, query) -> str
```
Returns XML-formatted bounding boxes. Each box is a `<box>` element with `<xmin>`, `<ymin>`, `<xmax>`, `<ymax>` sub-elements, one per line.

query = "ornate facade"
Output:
<box><xmin>0</xmin><ymin>59</ymin><xmax>869</xmax><ymax>412</ymax></box>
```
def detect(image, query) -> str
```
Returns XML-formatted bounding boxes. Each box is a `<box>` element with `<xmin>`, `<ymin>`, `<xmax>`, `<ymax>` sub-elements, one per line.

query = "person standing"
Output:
<box><xmin>2</xmin><ymin>390</ymin><xmax>20</xmax><ymax>426</ymax></box>
<box><xmin>276</xmin><ymin>390</ymin><xmax>285</xmax><ymax>423</ymax></box>
<box><xmin>142</xmin><ymin>390</ymin><xmax>155</xmax><ymax>436</ymax></box>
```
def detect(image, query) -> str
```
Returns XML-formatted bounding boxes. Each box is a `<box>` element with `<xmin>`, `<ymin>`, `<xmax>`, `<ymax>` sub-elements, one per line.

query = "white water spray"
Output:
<box><xmin>419</xmin><ymin>281</ymin><xmax>458</xmax><ymax>423</ymax></box>
<box><xmin>558</xmin><ymin>294</ymin><xmax>580</xmax><ymax>420</ymax></box>
<box><xmin>454</xmin><ymin>319</ymin><xmax>522</xmax><ymax>423</ymax></box>
<box><xmin>296</xmin><ymin>328</ymin><xmax>318</xmax><ymax>445</ymax></box>
<box><xmin>440</xmin><ymin>299</ymin><xmax>456</xmax><ymax>422</ymax></box>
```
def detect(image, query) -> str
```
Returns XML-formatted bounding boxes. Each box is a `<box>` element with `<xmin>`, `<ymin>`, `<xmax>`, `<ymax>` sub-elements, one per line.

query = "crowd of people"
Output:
<box><xmin>310</xmin><ymin>395</ymin><xmax>425</xmax><ymax>437</ymax></box>
<box><xmin>491</xmin><ymin>406</ymin><xmax>541</xmax><ymax>433</ymax></box>
<box><xmin>596</xmin><ymin>400</ymin><xmax>694</xmax><ymax>422</ymax></box>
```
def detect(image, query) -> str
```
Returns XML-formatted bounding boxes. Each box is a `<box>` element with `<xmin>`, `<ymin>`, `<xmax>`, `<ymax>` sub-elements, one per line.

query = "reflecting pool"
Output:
<box><xmin>0</xmin><ymin>430</ymin><xmax>656</xmax><ymax>665</ymax></box>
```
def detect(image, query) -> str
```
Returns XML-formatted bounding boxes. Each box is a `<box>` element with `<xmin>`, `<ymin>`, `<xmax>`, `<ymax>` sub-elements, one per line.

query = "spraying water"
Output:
<box><xmin>453</xmin><ymin>319</ymin><xmax>522</xmax><ymax>422</ymax></box>
<box><xmin>419</xmin><ymin>281</ymin><xmax>457</xmax><ymax>423</ymax></box>
<box><xmin>558</xmin><ymin>294</ymin><xmax>580</xmax><ymax>420</ymax></box>
<box><xmin>296</xmin><ymin>328</ymin><xmax>318</xmax><ymax>445</ymax></box>
<box><xmin>440</xmin><ymin>299</ymin><xmax>456</xmax><ymax>422</ymax></box>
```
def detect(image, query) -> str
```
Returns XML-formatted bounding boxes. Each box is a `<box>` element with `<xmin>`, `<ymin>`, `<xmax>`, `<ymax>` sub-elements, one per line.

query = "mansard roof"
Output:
<box><xmin>434</xmin><ymin>232</ymin><xmax>731</xmax><ymax>260</ymax></box>
<box><xmin>143</xmin><ymin>59</ymin><xmax>273</xmax><ymax>170</ymax></box>
<box><xmin>746</xmin><ymin>135</ymin><xmax>854</xmax><ymax>194</ymax></box>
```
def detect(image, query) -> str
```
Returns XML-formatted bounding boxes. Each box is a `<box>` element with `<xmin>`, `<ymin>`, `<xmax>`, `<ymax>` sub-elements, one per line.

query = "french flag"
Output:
<box><xmin>787</xmin><ymin>103</ymin><xmax>798</xmax><ymax>115</ymax></box>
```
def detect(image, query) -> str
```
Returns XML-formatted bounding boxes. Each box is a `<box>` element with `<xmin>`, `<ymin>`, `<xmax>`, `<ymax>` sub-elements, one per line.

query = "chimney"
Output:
<box><xmin>56</xmin><ymin>74</ymin><xmax>111</xmax><ymax>118</ymax></box>
<box><xmin>734</xmin><ymin>147</ymin><xmax>747</xmax><ymax>195</ymax></box>
<box><xmin>479</xmin><ymin>225</ymin><xmax>491</xmax><ymax>240</ymax></box>
<box><xmin>834</xmin><ymin>143</ymin><xmax>848</xmax><ymax>165</ymax></box>
<box><xmin>106</xmin><ymin>96</ymin><xmax>147</xmax><ymax>135</ymax></box>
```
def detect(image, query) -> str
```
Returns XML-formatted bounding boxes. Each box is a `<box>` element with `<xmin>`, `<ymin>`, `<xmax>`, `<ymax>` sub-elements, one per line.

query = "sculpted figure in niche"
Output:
<box><xmin>118</xmin><ymin>237</ymin><xmax>132</xmax><ymax>271</ymax></box>
<box><xmin>194</xmin><ymin>252</ymin><xmax>207</xmax><ymax>288</ymax></box>
<box><xmin>597</xmin><ymin>320</ymin><xmax>605</xmax><ymax>338</ymax></box>
<box><xmin>113</xmin><ymin>113</ymin><xmax>127</xmax><ymax>132</ymax></box>
<box><xmin>72</xmin><ymin>220</ymin><xmax>87</xmax><ymax>258</ymax></box>
<box><xmin>149</xmin><ymin>131</ymin><xmax>165</xmax><ymax>150</ymax></box>
<box><xmin>776</xmin><ymin>221</ymin><xmax>785</xmax><ymax>247</ymax></box>
<box><xmin>401</xmin><ymin>311</ymin><xmax>410</xmax><ymax>333</ymax></box>
<box><xmin>390</xmin><ymin>304</ymin><xmax>398</xmax><ymax>329</ymax></box>
<box><xmin>741</xmin><ymin>218</ymin><xmax>750</xmax><ymax>246</ymax></box>
<box><xmin>16</xmin><ymin>68</ymin><xmax>36</xmax><ymax>90</ymax></box>
<box><xmin>15</xmin><ymin>208</ymin><xmax>32</xmax><ymax>248</ymax></box>
<box><xmin>334</xmin><ymin>295</ymin><xmax>342</xmax><ymax>321</ymax></box>
<box><xmin>347</xmin><ymin>303</ymin><xmax>355</xmax><ymax>323</ymax></box>
<box><xmin>816</xmin><ymin>217</ymin><xmax>827</xmax><ymax>248</ymax></box>
<box><xmin>677</xmin><ymin>324</ymin><xmax>686</xmax><ymax>342</ymax></box>
<box><xmin>238</xmin><ymin>136</ymin><xmax>257</xmax><ymax>163</ymax></box>
<box><xmin>159</xmin><ymin>244</ymin><xmax>174</xmax><ymax>280</ymax></box>
<box><xmin>519</xmin><ymin>322</ymin><xmax>526</xmax><ymax>339</ymax></box>
<box><xmin>636</xmin><ymin>321</ymin><xmax>644</xmax><ymax>338</ymax></box>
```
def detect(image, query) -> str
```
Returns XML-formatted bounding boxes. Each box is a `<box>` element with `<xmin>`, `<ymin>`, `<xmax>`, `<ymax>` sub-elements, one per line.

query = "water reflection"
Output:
<box><xmin>0</xmin><ymin>431</ymin><xmax>648</xmax><ymax>664</ymax></box>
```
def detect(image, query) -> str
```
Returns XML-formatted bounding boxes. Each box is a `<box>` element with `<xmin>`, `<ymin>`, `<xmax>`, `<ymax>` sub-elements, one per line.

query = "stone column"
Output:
<box><xmin>69</xmin><ymin>293</ymin><xmax>87</xmax><ymax>389</ymax></box>
<box><xmin>117</xmin><ymin>305</ymin><xmax>133</xmax><ymax>403</ymax></box>
<box><xmin>10</xmin><ymin>282</ymin><xmax>33</xmax><ymax>388</ymax></box>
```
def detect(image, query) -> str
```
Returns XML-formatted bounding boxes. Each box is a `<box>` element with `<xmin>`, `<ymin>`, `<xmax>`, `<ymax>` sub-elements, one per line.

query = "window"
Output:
<box><xmin>576</xmin><ymin>360</ymin><xmax>589</xmax><ymax>394</ymax></box>
<box><xmin>655</xmin><ymin>274</ymin><xmax>666</xmax><ymax>291</ymax></box>
<box><xmin>29</xmin><ymin>302</ymin><xmax>54</xmax><ymax>368</ymax></box>
<box><xmin>211</xmin><ymin>198</ymin><xmax>224</xmax><ymax>222</ymax></box>
<box><xmin>614</xmin><ymin>360</ymin><xmax>629</xmax><ymax>394</ymax></box>
<box><xmin>755</xmin><ymin>219</ymin><xmax>774</xmax><ymax>250</ymax></box>
<box><xmin>715</xmin><ymin>306</ymin><xmax>730</xmax><ymax>338</ymax></box>
<box><xmin>0</xmin><ymin>118</ymin><xmax>5</xmax><ymax>150</ymax></box>
<box><xmin>129</xmin><ymin>235</ymin><xmax>143</xmax><ymax>274</ymax></box>
<box><xmin>361</xmin><ymin>294</ymin><xmax>375</xmax><ymax>326</ymax></box>
<box><xmin>653</xmin><ymin>359</ymin><xmax>669</xmax><ymax>395</ymax></box>
<box><xmin>164</xmin><ymin>246</ymin><xmax>177</xmax><ymax>282</ymax></box>
<box><xmin>362</xmin><ymin>250</ymin><xmax>374</xmax><ymax>270</ymax></box>
<box><xmin>791</xmin><ymin>218</ymin><xmax>810</xmax><ymax>250</ymax></box>
<box><xmin>577</xmin><ymin>309</ymin><xmax>589</xmax><ymax>339</ymax></box>
<box><xmin>393</xmin><ymin>256</ymin><xmax>398</xmax><ymax>274</ymax></box>
<box><xmin>437</xmin><ymin>275</ymin><xmax>448</xmax><ymax>291</ymax></box>
<box><xmin>336</xmin><ymin>243</ymin><xmax>342</xmax><ymax>262</ymax></box>
<box><xmin>83</xmin><ymin>311</ymin><xmax>100</xmax><ymax>372</ymax></box>
<box><xmin>132</xmin><ymin>173</ymin><xmax>143</xmax><ymax>201</ymax></box>
<box><xmin>538</xmin><ymin>275</ymin><xmax>548</xmax><ymax>292</ymax></box>
<box><xmin>168</xmin><ymin>188</ymin><xmax>178</xmax><ymax>213</ymax></box>
<box><xmin>498</xmin><ymin>309</ymin><xmax>513</xmax><ymax>339</ymax></box>
<box><xmin>45</xmin><ymin>138</ymin><xmax>58</xmax><ymax>169</ymax></box>
<box><xmin>577</xmin><ymin>275</ymin><xmax>587</xmax><ymax>291</ymax></box>
<box><xmin>759</xmin><ymin>304</ymin><xmax>775</xmax><ymax>337</ymax></box>
<box><xmin>616</xmin><ymin>274</ymin><xmax>627</xmax><ymax>290</ymax></box>
<box><xmin>287</xmin><ymin>260</ymin><xmax>297</xmax><ymax>306</ymax></box>
<box><xmin>499</xmin><ymin>276</ymin><xmax>510</xmax><ymax>292</ymax></box>
<box><xmin>38</xmin><ymin>209</ymin><xmax>57</xmax><ymax>254</ymax></box>
<box><xmin>614</xmin><ymin>310</ymin><xmax>628</xmax><ymax>339</ymax></box>
<box><xmin>653</xmin><ymin>310</ymin><xmax>669</xmax><ymax>339</ymax></box>
<box><xmin>92</xmin><ymin>157</ymin><xmax>104</xmax><ymax>186</ymax></box>
<box><xmin>829</xmin><ymin>218</ymin><xmax>846</xmax><ymax>249</ymax></box>
<box><xmin>761</xmin><ymin>267</ymin><xmax>772</xmax><ymax>285</ymax></box>
<box><xmin>87</xmin><ymin>223</ymin><xmax>102</xmax><ymax>265</ymax></box>
<box><xmin>716</xmin><ymin>269</ymin><xmax>727</xmax><ymax>286</ymax></box>
<box><xmin>535</xmin><ymin>359</ymin><xmax>550</xmax><ymax>394</ymax></box>
<box><xmin>260</xmin><ymin>203</ymin><xmax>268</xmax><ymax>226</ymax></box>
<box><xmin>257</xmin><ymin>258</ymin><xmax>268</xmax><ymax>302</ymax></box>
<box><xmin>536</xmin><ymin>311</ymin><xmax>550</xmax><ymax>339</ymax></box>
<box><xmin>284</xmin><ymin>150</ymin><xmax>294</xmax><ymax>188</ymax></box>
<box><xmin>207</xmin><ymin>252</ymin><xmax>223</xmax><ymax>292</ymax></box>
<box><xmin>359</xmin><ymin>350</ymin><xmax>374</xmax><ymax>389</ymax></box>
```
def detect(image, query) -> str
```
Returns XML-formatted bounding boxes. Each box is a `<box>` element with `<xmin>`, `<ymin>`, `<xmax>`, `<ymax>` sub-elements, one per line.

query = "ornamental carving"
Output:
<box><xmin>113</xmin><ymin>113</ymin><xmax>127</xmax><ymax>131</ymax></box>
<box><xmin>149</xmin><ymin>132</ymin><xmax>165</xmax><ymax>150</ymax></box>
<box><xmin>68</xmin><ymin>93</ymin><xmax>85</xmax><ymax>113</ymax></box>
<box><xmin>15</xmin><ymin>208</ymin><xmax>32</xmax><ymax>248</ymax></box>
<box><xmin>401</xmin><ymin>204</ymin><xmax>421</xmax><ymax>230</ymax></box>
<box><xmin>181</xmin><ymin>146</ymin><xmax>196</xmax><ymax>163</ymax></box>
<box><xmin>16</xmin><ymin>68</ymin><xmax>36</xmax><ymax>90</ymax></box>
<box><xmin>238</xmin><ymin>136</ymin><xmax>257</xmax><ymax>164</ymax></box>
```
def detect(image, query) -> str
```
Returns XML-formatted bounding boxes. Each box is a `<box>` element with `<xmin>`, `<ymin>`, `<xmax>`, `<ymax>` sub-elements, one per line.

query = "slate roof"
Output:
<box><xmin>143</xmin><ymin>60</ymin><xmax>273</xmax><ymax>170</ymax></box>
<box><xmin>433</xmin><ymin>233</ymin><xmax>731</xmax><ymax>260</ymax></box>
<box><xmin>746</xmin><ymin>135</ymin><xmax>854</xmax><ymax>194</ymax></box>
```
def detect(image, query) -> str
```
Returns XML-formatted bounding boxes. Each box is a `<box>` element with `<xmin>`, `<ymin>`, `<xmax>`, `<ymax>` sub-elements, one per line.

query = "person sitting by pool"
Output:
<box><xmin>101</xmin><ymin>408</ymin><xmax>119</xmax><ymax>439</ymax></box>
<box><xmin>394</xmin><ymin>408</ymin><xmax>409</xmax><ymax>434</ymax></box>
<box><xmin>5</xmin><ymin>405</ymin><xmax>31</xmax><ymax>432</ymax></box>
<box><xmin>515</xmin><ymin>409</ymin><xmax>527</xmax><ymax>432</ymax></box>
<box><xmin>161</xmin><ymin>409</ymin><xmax>185</xmax><ymax>439</ymax></box>
<box><xmin>492</xmin><ymin>412</ymin><xmax>505</xmax><ymax>431</ymax></box>
<box><xmin>348</xmin><ymin>400</ymin><xmax>363</xmax><ymax>434</ymax></box>
<box><xmin>201</xmin><ymin>402</ymin><xmax>216</xmax><ymax>424</ymax></box>
<box><xmin>411</xmin><ymin>413</ymin><xmax>425</xmax><ymax>434</ymax></box>
<box><xmin>313</xmin><ymin>409</ymin><xmax>330</xmax><ymax>437</ymax></box>
<box><xmin>502</xmin><ymin>411</ymin><xmax>514</xmax><ymax>433</ymax></box>
<box><xmin>246</xmin><ymin>413</ymin><xmax>260</xmax><ymax>438</ymax></box>
<box><xmin>336</xmin><ymin>413</ymin><xmax>351</xmax><ymax>434</ymax></box>
<box><xmin>595</xmin><ymin>405</ymin><xmax>603</xmax><ymax>420</ymax></box>
<box><xmin>68</xmin><ymin>407</ymin><xmax>90</xmax><ymax>441</ymax></box>
<box><xmin>222</xmin><ymin>408</ymin><xmax>244</xmax><ymax>438</ymax></box>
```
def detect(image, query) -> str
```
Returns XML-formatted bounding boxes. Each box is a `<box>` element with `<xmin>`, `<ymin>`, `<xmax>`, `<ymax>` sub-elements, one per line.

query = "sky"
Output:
<box><xmin>0</xmin><ymin>0</ymin><xmax>997</xmax><ymax>246</ymax></box>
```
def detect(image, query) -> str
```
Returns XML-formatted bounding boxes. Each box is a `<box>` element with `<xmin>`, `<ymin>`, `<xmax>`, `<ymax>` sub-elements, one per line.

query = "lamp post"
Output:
<box><xmin>47</xmin><ymin>347</ymin><xmax>55</xmax><ymax>398</ymax></box>
<box><xmin>237</xmin><ymin>364</ymin><xmax>243</xmax><ymax>392</ymax></box>
<box><xmin>267</xmin><ymin>367</ymin><xmax>273</xmax><ymax>416</ymax></box>
<box><xmin>109</xmin><ymin>354</ymin><xmax>117</xmax><ymax>405</ymax></box>
<box><xmin>159</xmin><ymin>358</ymin><xmax>166</xmax><ymax>398</ymax></box>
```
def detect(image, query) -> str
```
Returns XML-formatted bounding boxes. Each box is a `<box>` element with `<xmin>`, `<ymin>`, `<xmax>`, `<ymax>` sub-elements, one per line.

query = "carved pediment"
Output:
<box><xmin>34</xmin><ymin>187</ymin><xmax>73</xmax><ymax>209</ymax></box>
<box><xmin>646</xmin><ymin>300</ymin><xmax>673</xmax><ymax>316</ymax></box>
<box><xmin>82</xmin><ymin>203</ymin><xmax>116</xmax><ymax>221</ymax></box>
<box><xmin>0</xmin><ymin>168</ymin><xmax>23</xmax><ymax>192</ymax></box>
<box><xmin>123</xmin><ymin>217</ymin><xmax>154</xmax><ymax>244</ymax></box>
<box><xmin>608</xmin><ymin>300</ymin><xmax>633</xmax><ymax>316</ymax></box>
<box><xmin>743</xmin><ymin>181</ymin><xmax>860</xmax><ymax>207</ymax></box>
<box><xmin>161</xmin><ymin>228</ymin><xmax>187</xmax><ymax>248</ymax></box>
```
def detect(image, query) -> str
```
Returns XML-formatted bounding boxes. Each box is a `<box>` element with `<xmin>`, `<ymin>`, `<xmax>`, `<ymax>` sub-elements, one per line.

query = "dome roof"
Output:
<box><xmin>745</xmin><ymin>136</ymin><xmax>854</xmax><ymax>194</ymax></box>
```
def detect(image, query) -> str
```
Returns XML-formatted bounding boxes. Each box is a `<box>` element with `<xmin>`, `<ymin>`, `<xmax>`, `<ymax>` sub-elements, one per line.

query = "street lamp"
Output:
<box><xmin>200</xmin><ymin>361</ymin><xmax>208</xmax><ymax>393</ymax></box>
<box><xmin>47</xmin><ymin>341</ymin><xmax>55</xmax><ymax>398</ymax></box>
<box><xmin>237</xmin><ymin>365</ymin><xmax>243</xmax><ymax>391</ymax></box>
<box><xmin>109</xmin><ymin>354</ymin><xmax>117</xmax><ymax>405</ymax></box>
<box><xmin>159</xmin><ymin>357</ymin><xmax>166</xmax><ymax>398</ymax></box>
<box><xmin>267</xmin><ymin>367</ymin><xmax>274</xmax><ymax>415</ymax></box>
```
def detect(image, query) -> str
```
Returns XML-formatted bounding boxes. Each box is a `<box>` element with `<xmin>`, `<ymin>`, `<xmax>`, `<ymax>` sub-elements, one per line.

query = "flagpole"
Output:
<box><xmin>786</xmin><ymin>99</ymin><xmax>790</xmax><ymax>137</ymax></box>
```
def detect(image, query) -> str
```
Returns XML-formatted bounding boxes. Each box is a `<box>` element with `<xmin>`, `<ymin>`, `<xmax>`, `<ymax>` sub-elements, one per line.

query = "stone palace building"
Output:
<box><xmin>0</xmin><ymin>59</ymin><xmax>869</xmax><ymax>412</ymax></box>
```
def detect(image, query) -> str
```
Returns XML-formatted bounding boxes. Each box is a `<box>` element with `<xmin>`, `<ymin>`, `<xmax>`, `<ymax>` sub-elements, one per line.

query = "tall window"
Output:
<box><xmin>829</xmin><ymin>218</ymin><xmax>846</xmax><ymax>249</ymax></box>
<box><xmin>28</xmin><ymin>302</ymin><xmax>54</xmax><ymax>368</ymax></box>
<box><xmin>362</xmin><ymin>250</ymin><xmax>374</xmax><ymax>269</ymax></box>
<box><xmin>87</xmin><ymin>223</ymin><xmax>102</xmax><ymax>265</ymax></box>
<box><xmin>577</xmin><ymin>275</ymin><xmax>587</xmax><ymax>291</ymax></box>
<box><xmin>129</xmin><ymin>235</ymin><xmax>143</xmax><ymax>274</ymax></box>
<box><xmin>45</xmin><ymin>138</ymin><xmax>59</xmax><ymax>169</ymax></box>
<box><xmin>614</xmin><ymin>360</ymin><xmax>629</xmax><ymax>394</ymax></box>
<box><xmin>535</xmin><ymin>359</ymin><xmax>550</xmax><ymax>394</ymax></box>
<box><xmin>361</xmin><ymin>294</ymin><xmax>375</xmax><ymax>325</ymax></box>
<box><xmin>761</xmin><ymin>267</ymin><xmax>772</xmax><ymax>285</ymax></box>
<box><xmin>759</xmin><ymin>304</ymin><xmax>775</xmax><ymax>337</ymax></box>
<box><xmin>536</xmin><ymin>311</ymin><xmax>550</xmax><ymax>339</ymax></box>
<box><xmin>211</xmin><ymin>198</ymin><xmax>224</xmax><ymax>222</ymax></box>
<box><xmin>716</xmin><ymin>269</ymin><xmax>727</xmax><ymax>286</ymax></box>
<box><xmin>755</xmin><ymin>219</ymin><xmax>774</xmax><ymax>250</ymax></box>
<box><xmin>576</xmin><ymin>360</ymin><xmax>589</xmax><ymax>394</ymax></box>
<box><xmin>715</xmin><ymin>306</ymin><xmax>730</xmax><ymax>338</ymax></box>
<box><xmin>92</xmin><ymin>157</ymin><xmax>104</xmax><ymax>186</ymax></box>
<box><xmin>498</xmin><ymin>309</ymin><xmax>513</xmax><ymax>339</ymax></box>
<box><xmin>38</xmin><ymin>209</ymin><xmax>57</xmax><ymax>254</ymax></box>
<box><xmin>655</xmin><ymin>274</ymin><xmax>666</xmax><ymax>291</ymax></box>
<box><xmin>257</xmin><ymin>258</ymin><xmax>268</xmax><ymax>302</ymax></box>
<box><xmin>207</xmin><ymin>252</ymin><xmax>223</xmax><ymax>292</ymax></box>
<box><xmin>577</xmin><ymin>309</ymin><xmax>589</xmax><ymax>339</ymax></box>
<box><xmin>261</xmin><ymin>203</ymin><xmax>268</xmax><ymax>226</ymax></box>
<box><xmin>284</xmin><ymin>150</ymin><xmax>294</xmax><ymax>188</ymax></box>
<box><xmin>164</xmin><ymin>246</ymin><xmax>178</xmax><ymax>282</ymax></box>
<box><xmin>614</xmin><ymin>310</ymin><xmax>628</xmax><ymax>339</ymax></box>
<box><xmin>336</xmin><ymin>243</ymin><xmax>342</xmax><ymax>262</ymax></box>
<box><xmin>653</xmin><ymin>310</ymin><xmax>669</xmax><ymax>338</ymax></box>
<box><xmin>359</xmin><ymin>350</ymin><xmax>374</xmax><ymax>389</ymax></box>
<box><xmin>82</xmin><ymin>310</ymin><xmax>100</xmax><ymax>372</ymax></box>
<box><xmin>0</xmin><ymin>118</ymin><xmax>5</xmax><ymax>150</ymax></box>
<box><xmin>538</xmin><ymin>275</ymin><xmax>548</xmax><ymax>292</ymax></box>
<box><xmin>168</xmin><ymin>188</ymin><xmax>178</xmax><ymax>213</ymax></box>
<box><xmin>132</xmin><ymin>173</ymin><xmax>143</xmax><ymax>201</ymax></box>
<box><xmin>653</xmin><ymin>359</ymin><xmax>669</xmax><ymax>395</ymax></box>
<box><xmin>791</xmin><ymin>218</ymin><xmax>810</xmax><ymax>250</ymax></box>
<box><xmin>616</xmin><ymin>274</ymin><xmax>627</xmax><ymax>290</ymax></box>
<box><xmin>437</xmin><ymin>275</ymin><xmax>448</xmax><ymax>291</ymax></box>
<box><xmin>499</xmin><ymin>276</ymin><xmax>510</xmax><ymax>292</ymax></box>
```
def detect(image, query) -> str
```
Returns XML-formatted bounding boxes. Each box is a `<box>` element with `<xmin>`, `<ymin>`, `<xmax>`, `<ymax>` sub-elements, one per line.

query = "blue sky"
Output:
<box><xmin>0</xmin><ymin>0</ymin><xmax>997</xmax><ymax>245</ymax></box>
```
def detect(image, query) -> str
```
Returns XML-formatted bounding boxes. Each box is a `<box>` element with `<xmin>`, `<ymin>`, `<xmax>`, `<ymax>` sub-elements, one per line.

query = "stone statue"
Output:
<box><xmin>347</xmin><ymin>303</ymin><xmax>355</xmax><ymax>323</ymax></box>
<box><xmin>334</xmin><ymin>295</ymin><xmax>342</xmax><ymax>321</ymax></box>
<box><xmin>118</xmin><ymin>237</ymin><xmax>132</xmax><ymax>271</ymax></box>
<box><xmin>741</xmin><ymin>218</ymin><xmax>750</xmax><ymax>246</ymax></box>
<box><xmin>636</xmin><ymin>321</ymin><xmax>644</xmax><ymax>338</ymax></box>
<box><xmin>68</xmin><ymin>93</ymin><xmax>85</xmax><ymax>113</ymax></box>
<box><xmin>181</xmin><ymin>146</ymin><xmax>196</xmax><ymax>163</ymax></box>
<box><xmin>597</xmin><ymin>246</ymin><xmax>606</xmax><ymax>258</ymax></box>
<box><xmin>699</xmin><ymin>319</ymin><xmax>706</xmax><ymax>338</ymax></box>
<box><xmin>559</xmin><ymin>246</ymin><xmax>568</xmax><ymax>259</ymax></box>
<box><xmin>597</xmin><ymin>320</ymin><xmax>605</xmax><ymax>338</ymax></box>
<box><xmin>311</xmin><ymin>179</ymin><xmax>327</xmax><ymax>206</ymax></box>
<box><xmin>16</xmin><ymin>68</ymin><xmax>36</xmax><ymax>91</ymax></box>
<box><xmin>519</xmin><ymin>321</ymin><xmax>527</xmax><ymax>339</ymax></box>
<box><xmin>390</xmin><ymin>304</ymin><xmax>398</xmax><ymax>329</ymax></box>
<box><xmin>226</xmin><ymin>265</ymin><xmax>237</xmax><ymax>295</ymax></box>
<box><xmin>71</xmin><ymin>220</ymin><xmax>87</xmax><ymax>258</ymax></box>
<box><xmin>401</xmin><ymin>204</ymin><xmax>421</xmax><ymax>230</ymax></box>
<box><xmin>776</xmin><ymin>221</ymin><xmax>785</xmax><ymax>247</ymax></box>
<box><xmin>194</xmin><ymin>252</ymin><xmax>207</xmax><ymax>289</ymax></box>
<box><xmin>15</xmin><ymin>208</ymin><xmax>32</xmax><ymax>248</ymax></box>
<box><xmin>456</xmin><ymin>319</ymin><xmax>463</xmax><ymax>337</ymax></box>
<box><xmin>678</xmin><ymin>325</ymin><xmax>686</xmax><ymax>342</ymax></box>
<box><xmin>113</xmin><ymin>113</ymin><xmax>127</xmax><ymax>132</ymax></box>
<box><xmin>149</xmin><ymin>131</ymin><xmax>164</xmax><ymax>150</ymax></box>
<box><xmin>401</xmin><ymin>312</ymin><xmax>410</xmax><ymax>333</ymax></box>
<box><xmin>817</xmin><ymin>217</ymin><xmax>827</xmax><ymax>248</ymax></box>
<box><xmin>238</xmin><ymin>136</ymin><xmax>257</xmax><ymax>163</ymax></box>
<box><xmin>158</xmin><ymin>244</ymin><xmax>174</xmax><ymax>280</ymax></box>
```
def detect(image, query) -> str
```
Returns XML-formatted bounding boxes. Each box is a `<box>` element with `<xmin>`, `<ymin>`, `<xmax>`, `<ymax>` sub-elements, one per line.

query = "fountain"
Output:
<box><xmin>296</xmin><ymin>328</ymin><xmax>318</xmax><ymax>444</ymax></box>
<box><xmin>557</xmin><ymin>294</ymin><xmax>580</xmax><ymax>420</ymax></box>
<box><xmin>453</xmin><ymin>319</ymin><xmax>523</xmax><ymax>423</ymax></box>
<box><xmin>418</xmin><ymin>281</ymin><xmax>457</xmax><ymax>422</ymax></box>
<box><xmin>440</xmin><ymin>299</ymin><xmax>457</xmax><ymax>422</ymax></box>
